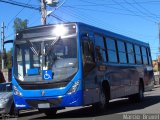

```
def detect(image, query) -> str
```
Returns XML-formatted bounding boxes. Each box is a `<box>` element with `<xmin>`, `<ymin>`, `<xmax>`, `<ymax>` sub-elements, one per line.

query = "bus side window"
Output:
<box><xmin>141</xmin><ymin>47</ymin><xmax>148</xmax><ymax>65</ymax></box>
<box><xmin>106</xmin><ymin>38</ymin><xmax>118</xmax><ymax>63</ymax></box>
<box><xmin>135</xmin><ymin>45</ymin><xmax>142</xmax><ymax>64</ymax></box>
<box><xmin>96</xmin><ymin>46</ymin><xmax>102</xmax><ymax>61</ymax></box>
<box><xmin>126</xmin><ymin>43</ymin><xmax>135</xmax><ymax>64</ymax></box>
<box><xmin>117</xmin><ymin>41</ymin><xmax>127</xmax><ymax>64</ymax></box>
<box><xmin>147</xmin><ymin>48</ymin><xmax>152</xmax><ymax>65</ymax></box>
<box><xmin>95</xmin><ymin>34</ymin><xmax>106</xmax><ymax>62</ymax></box>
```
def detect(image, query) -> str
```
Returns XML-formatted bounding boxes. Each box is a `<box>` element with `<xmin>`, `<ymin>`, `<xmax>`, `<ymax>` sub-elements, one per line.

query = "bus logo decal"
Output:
<box><xmin>42</xmin><ymin>70</ymin><xmax>52</xmax><ymax>80</ymax></box>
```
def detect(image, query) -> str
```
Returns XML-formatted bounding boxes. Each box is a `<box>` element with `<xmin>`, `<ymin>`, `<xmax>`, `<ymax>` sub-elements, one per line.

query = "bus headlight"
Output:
<box><xmin>67</xmin><ymin>80</ymin><xmax>80</xmax><ymax>95</ymax></box>
<box><xmin>13</xmin><ymin>86</ymin><xmax>22</xmax><ymax>96</ymax></box>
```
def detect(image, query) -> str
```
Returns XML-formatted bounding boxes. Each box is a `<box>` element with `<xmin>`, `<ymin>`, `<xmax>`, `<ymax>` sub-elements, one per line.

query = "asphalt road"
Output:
<box><xmin>7</xmin><ymin>86</ymin><xmax>160</xmax><ymax>120</ymax></box>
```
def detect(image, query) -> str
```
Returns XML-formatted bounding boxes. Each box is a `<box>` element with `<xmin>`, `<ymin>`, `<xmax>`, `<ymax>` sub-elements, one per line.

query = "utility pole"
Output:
<box><xmin>41</xmin><ymin>0</ymin><xmax>46</xmax><ymax>25</ymax></box>
<box><xmin>159</xmin><ymin>23</ymin><xmax>160</xmax><ymax>53</ymax></box>
<box><xmin>158</xmin><ymin>23</ymin><xmax>160</xmax><ymax>84</ymax></box>
<box><xmin>1</xmin><ymin>22</ymin><xmax>5</xmax><ymax>70</ymax></box>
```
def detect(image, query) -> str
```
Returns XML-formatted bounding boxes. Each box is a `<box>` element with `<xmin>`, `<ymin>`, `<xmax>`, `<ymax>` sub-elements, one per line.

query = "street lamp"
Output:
<box><xmin>46</xmin><ymin>0</ymin><xmax>59</xmax><ymax>6</ymax></box>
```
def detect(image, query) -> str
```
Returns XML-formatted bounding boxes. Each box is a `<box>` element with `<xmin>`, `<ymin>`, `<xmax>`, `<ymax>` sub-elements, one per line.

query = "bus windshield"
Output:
<box><xmin>14</xmin><ymin>36</ymin><xmax>78</xmax><ymax>82</ymax></box>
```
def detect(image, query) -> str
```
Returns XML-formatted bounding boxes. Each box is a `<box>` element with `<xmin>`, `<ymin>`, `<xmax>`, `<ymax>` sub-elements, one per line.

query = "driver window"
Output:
<box><xmin>16</xmin><ymin>46</ymin><xmax>23</xmax><ymax>77</ymax></box>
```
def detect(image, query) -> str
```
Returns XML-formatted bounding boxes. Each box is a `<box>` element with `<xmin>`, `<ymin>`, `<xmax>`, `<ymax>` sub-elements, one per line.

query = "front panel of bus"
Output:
<box><xmin>12</xmin><ymin>23</ymin><xmax>83</xmax><ymax>109</ymax></box>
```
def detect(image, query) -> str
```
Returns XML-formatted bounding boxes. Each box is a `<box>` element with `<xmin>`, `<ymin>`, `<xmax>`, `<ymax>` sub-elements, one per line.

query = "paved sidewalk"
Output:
<box><xmin>154</xmin><ymin>84</ymin><xmax>160</xmax><ymax>88</ymax></box>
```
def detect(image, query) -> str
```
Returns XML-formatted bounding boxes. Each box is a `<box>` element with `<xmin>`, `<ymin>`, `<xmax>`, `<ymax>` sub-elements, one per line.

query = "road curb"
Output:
<box><xmin>154</xmin><ymin>85</ymin><xmax>160</xmax><ymax>88</ymax></box>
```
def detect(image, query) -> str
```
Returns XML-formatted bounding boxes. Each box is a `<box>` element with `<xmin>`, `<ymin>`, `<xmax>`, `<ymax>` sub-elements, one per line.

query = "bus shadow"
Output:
<box><xmin>18</xmin><ymin>110</ymin><xmax>40</xmax><ymax>117</ymax></box>
<box><xmin>33</xmin><ymin>95</ymin><xmax>160</xmax><ymax>119</ymax></box>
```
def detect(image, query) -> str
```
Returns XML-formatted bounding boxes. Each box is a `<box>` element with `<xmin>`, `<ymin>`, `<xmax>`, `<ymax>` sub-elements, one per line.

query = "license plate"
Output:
<box><xmin>38</xmin><ymin>103</ymin><xmax>50</xmax><ymax>108</ymax></box>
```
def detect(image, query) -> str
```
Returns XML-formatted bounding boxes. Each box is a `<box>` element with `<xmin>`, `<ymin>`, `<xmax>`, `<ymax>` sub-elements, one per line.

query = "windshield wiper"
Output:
<box><xmin>45</xmin><ymin>37</ymin><xmax>60</xmax><ymax>56</ymax></box>
<box><xmin>26</xmin><ymin>39</ymin><xmax>39</xmax><ymax>56</ymax></box>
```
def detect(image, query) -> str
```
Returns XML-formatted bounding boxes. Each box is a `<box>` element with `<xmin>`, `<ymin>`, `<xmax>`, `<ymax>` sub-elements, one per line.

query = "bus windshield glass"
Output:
<box><xmin>14</xmin><ymin>36</ymin><xmax>78</xmax><ymax>82</ymax></box>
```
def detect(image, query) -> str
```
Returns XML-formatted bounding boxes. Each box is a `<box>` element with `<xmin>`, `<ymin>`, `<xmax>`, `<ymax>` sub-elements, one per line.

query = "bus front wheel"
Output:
<box><xmin>93</xmin><ymin>88</ymin><xmax>109</xmax><ymax>110</ymax></box>
<box><xmin>39</xmin><ymin>108</ymin><xmax>57</xmax><ymax>117</ymax></box>
<box><xmin>129</xmin><ymin>81</ymin><xmax>144</xmax><ymax>102</ymax></box>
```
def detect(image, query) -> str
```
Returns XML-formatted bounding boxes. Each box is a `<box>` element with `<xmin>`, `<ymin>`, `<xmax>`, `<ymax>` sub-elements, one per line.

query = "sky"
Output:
<box><xmin>0</xmin><ymin>0</ymin><xmax>160</xmax><ymax>60</ymax></box>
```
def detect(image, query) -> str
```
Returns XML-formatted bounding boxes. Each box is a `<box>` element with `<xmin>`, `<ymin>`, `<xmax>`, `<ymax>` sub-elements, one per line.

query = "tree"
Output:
<box><xmin>5</xmin><ymin>49</ymin><xmax>12</xmax><ymax>69</ymax></box>
<box><xmin>13</xmin><ymin>18</ymin><xmax>28</xmax><ymax>32</ymax></box>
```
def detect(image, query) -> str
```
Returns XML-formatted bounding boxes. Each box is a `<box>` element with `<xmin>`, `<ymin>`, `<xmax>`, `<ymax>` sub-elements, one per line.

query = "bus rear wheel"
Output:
<box><xmin>135</xmin><ymin>82</ymin><xmax>144</xmax><ymax>102</ymax></box>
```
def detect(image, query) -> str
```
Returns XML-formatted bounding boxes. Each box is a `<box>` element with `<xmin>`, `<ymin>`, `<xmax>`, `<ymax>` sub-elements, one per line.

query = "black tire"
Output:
<box><xmin>9</xmin><ymin>103</ymin><xmax>19</xmax><ymax>118</ymax></box>
<box><xmin>129</xmin><ymin>82</ymin><xmax>144</xmax><ymax>103</ymax></box>
<box><xmin>136</xmin><ymin>82</ymin><xmax>144</xmax><ymax>102</ymax></box>
<box><xmin>93</xmin><ymin>88</ymin><xmax>109</xmax><ymax>110</ymax></box>
<box><xmin>41</xmin><ymin>108</ymin><xmax>57</xmax><ymax>117</ymax></box>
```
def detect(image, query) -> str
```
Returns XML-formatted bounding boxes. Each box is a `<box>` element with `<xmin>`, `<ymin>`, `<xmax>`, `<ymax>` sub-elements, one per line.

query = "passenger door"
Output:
<box><xmin>82</xmin><ymin>35</ymin><xmax>99</xmax><ymax>105</ymax></box>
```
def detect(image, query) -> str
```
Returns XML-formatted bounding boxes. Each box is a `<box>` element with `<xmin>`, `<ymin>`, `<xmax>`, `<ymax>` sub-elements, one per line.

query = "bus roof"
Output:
<box><xmin>77</xmin><ymin>22</ymin><xmax>149</xmax><ymax>47</ymax></box>
<box><xmin>17</xmin><ymin>22</ymin><xmax>149</xmax><ymax>47</ymax></box>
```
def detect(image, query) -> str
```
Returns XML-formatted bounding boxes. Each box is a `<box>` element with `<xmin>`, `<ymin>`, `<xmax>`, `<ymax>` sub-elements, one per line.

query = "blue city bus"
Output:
<box><xmin>12</xmin><ymin>22</ymin><xmax>154</xmax><ymax>115</ymax></box>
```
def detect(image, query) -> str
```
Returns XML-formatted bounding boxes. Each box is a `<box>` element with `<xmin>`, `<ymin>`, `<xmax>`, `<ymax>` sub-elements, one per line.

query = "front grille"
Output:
<box><xmin>26</xmin><ymin>99</ymin><xmax>62</xmax><ymax>108</ymax></box>
<box><xmin>19</xmin><ymin>81</ymin><xmax>68</xmax><ymax>90</ymax></box>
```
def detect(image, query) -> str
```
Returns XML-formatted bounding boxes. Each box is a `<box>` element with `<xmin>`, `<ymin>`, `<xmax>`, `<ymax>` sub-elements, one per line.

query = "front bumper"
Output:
<box><xmin>14</xmin><ymin>90</ymin><xmax>83</xmax><ymax>109</ymax></box>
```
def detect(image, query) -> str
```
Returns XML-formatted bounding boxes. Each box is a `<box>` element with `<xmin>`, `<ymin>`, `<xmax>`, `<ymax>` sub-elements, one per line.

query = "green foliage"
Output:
<box><xmin>0</xmin><ymin>49</ymin><xmax>12</xmax><ymax>69</ymax></box>
<box><xmin>5</xmin><ymin>49</ymin><xmax>12</xmax><ymax>69</ymax></box>
<box><xmin>13</xmin><ymin>18</ymin><xmax>28</xmax><ymax>32</ymax></box>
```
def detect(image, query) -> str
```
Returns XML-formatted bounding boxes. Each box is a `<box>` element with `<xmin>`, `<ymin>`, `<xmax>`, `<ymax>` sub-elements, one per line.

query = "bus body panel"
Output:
<box><xmin>78</xmin><ymin>23</ymin><xmax>154</xmax><ymax>105</ymax></box>
<box><xmin>12</xmin><ymin>69</ymin><xmax>83</xmax><ymax>109</ymax></box>
<box><xmin>12</xmin><ymin>22</ymin><xmax>154</xmax><ymax>111</ymax></box>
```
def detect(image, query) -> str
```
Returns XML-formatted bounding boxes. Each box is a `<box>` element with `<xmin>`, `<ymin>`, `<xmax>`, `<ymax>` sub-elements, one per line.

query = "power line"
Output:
<box><xmin>64</xmin><ymin>5</ymin><xmax>139</xmax><ymax>14</ymax></box>
<box><xmin>68</xmin><ymin>0</ymin><xmax>159</xmax><ymax>23</ymax></box>
<box><xmin>74</xmin><ymin>0</ymin><xmax>160</xmax><ymax>7</ymax></box>
<box><xmin>5</xmin><ymin>32</ymin><xmax>14</xmax><ymax>39</ymax></box>
<box><xmin>132</xmin><ymin>0</ymin><xmax>159</xmax><ymax>19</ymax></box>
<box><xmin>61</xmin><ymin>7</ymin><xmax>134</xmax><ymax>36</ymax></box>
<box><xmin>29</xmin><ymin>16</ymin><xmax>41</xmax><ymax>26</ymax></box>
<box><xmin>64</xmin><ymin>6</ymin><xmax>160</xmax><ymax>19</ymax></box>
<box><xmin>4</xmin><ymin>0</ymin><xmax>67</xmax><ymax>38</ymax></box>
<box><xmin>0</xmin><ymin>0</ymin><xmax>40</xmax><ymax>10</ymax></box>
<box><xmin>78</xmin><ymin>0</ymin><xmax>158</xmax><ymax>23</ymax></box>
<box><xmin>50</xmin><ymin>14</ymin><xmax>66</xmax><ymax>22</ymax></box>
<box><xmin>122</xmin><ymin>0</ymin><xmax>158</xmax><ymax>22</ymax></box>
<box><xmin>61</xmin><ymin>8</ymin><xmax>102</xmax><ymax>26</ymax></box>
<box><xmin>60</xmin><ymin>6</ymin><xmax>158</xmax><ymax>41</ymax></box>
<box><xmin>6</xmin><ymin>0</ymin><xmax>32</xmax><ymax>29</ymax></box>
<box><xmin>46</xmin><ymin>0</ymin><xmax>67</xmax><ymax>24</ymax></box>
<box><xmin>111</xmin><ymin>0</ymin><xmax>157</xmax><ymax>23</ymax></box>
<box><xmin>3</xmin><ymin>0</ymin><xmax>39</xmax><ymax>39</ymax></box>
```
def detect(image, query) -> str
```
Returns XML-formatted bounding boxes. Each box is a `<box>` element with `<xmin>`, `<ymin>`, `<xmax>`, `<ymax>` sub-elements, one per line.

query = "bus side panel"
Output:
<box><xmin>107</xmin><ymin>65</ymin><xmax>139</xmax><ymax>99</ymax></box>
<box><xmin>83</xmin><ymin>67</ymin><xmax>100</xmax><ymax>105</ymax></box>
<box><xmin>103</xmin><ymin>64</ymin><xmax>146</xmax><ymax>99</ymax></box>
